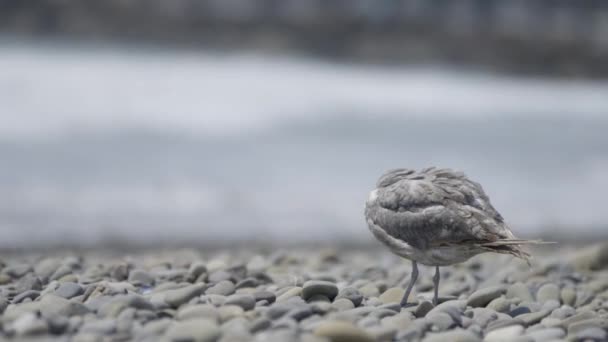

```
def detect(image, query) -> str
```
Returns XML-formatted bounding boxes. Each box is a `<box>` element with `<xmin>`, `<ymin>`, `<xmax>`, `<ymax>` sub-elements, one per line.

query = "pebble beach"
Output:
<box><xmin>1</xmin><ymin>242</ymin><xmax>607</xmax><ymax>342</ymax></box>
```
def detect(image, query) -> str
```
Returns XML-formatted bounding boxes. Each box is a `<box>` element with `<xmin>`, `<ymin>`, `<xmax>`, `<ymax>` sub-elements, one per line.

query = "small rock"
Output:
<box><xmin>218</xmin><ymin>305</ymin><xmax>245</xmax><ymax>322</ymax></box>
<box><xmin>336</xmin><ymin>287</ymin><xmax>363</xmax><ymax>307</ymax></box>
<box><xmin>224</xmin><ymin>294</ymin><xmax>256</xmax><ymax>311</ymax></box>
<box><xmin>55</xmin><ymin>282</ymin><xmax>84</xmax><ymax>299</ymax></box>
<box><xmin>421</xmin><ymin>328</ymin><xmax>481</xmax><ymax>342</ymax></box>
<box><xmin>11</xmin><ymin>312</ymin><xmax>49</xmax><ymax>336</ymax></box>
<box><xmin>164</xmin><ymin>283</ymin><xmax>206</xmax><ymax>308</ymax></box>
<box><xmin>187</xmin><ymin>262</ymin><xmax>207</xmax><ymax>282</ymax></box>
<box><xmin>80</xmin><ymin>319</ymin><xmax>117</xmax><ymax>335</ymax></box>
<box><xmin>128</xmin><ymin>269</ymin><xmax>155</xmax><ymax>286</ymax></box>
<box><xmin>560</xmin><ymin>288</ymin><xmax>576</xmax><ymax>306</ymax></box>
<box><xmin>536</xmin><ymin>284</ymin><xmax>559</xmax><ymax>304</ymax></box>
<box><xmin>414</xmin><ymin>300</ymin><xmax>435</xmax><ymax>317</ymax></box>
<box><xmin>572</xmin><ymin>327</ymin><xmax>607</xmax><ymax>341</ymax></box>
<box><xmin>177</xmin><ymin>304</ymin><xmax>220</xmax><ymax>322</ymax></box>
<box><xmin>314</xmin><ymin>320</ymin><xmax>374</xmax><ymax>342</ymax></box>
<box><xmin>40</xmin><ymin>294</ymin><xmax>90</xmax><ymax>317</ymax></box>
<box><xmin>506</xmin><ymin>283</ymin><xmax>533</xmax><ymax>302</ymax></box>
<box><xmin>332</xmin><ymin>298</ymin><xmax>355</xmax><ymax>311</ymax></box>
<box><xmin>358</xmin><ymin>284</ymin><xmax>380</xmax><ymax>298</ymax></box>
<box><xmin>426</xmin><ymin>311</ymin><xmax>455</xmax><ymax>331</ymax></box>
<box><xmin>253</xmin><ymin>291</ymin><xmax>275</xmax><ymax>304</ymax></box>
<box><xmin>302</xmin><ymin>281</ymin><xmax>338</xmax><ymax>301</ymax></box>
<box><xmin>486</xmin><ymin>296</ymin><xmax>511</xmax><ymax>313</ymax></box>
<box><xmin>567</xmin><ymin>318</ymin><xmax>608</xmax><ymax>335</ymax></box>
<box><xmin>523</xmin><ymin>327</ymin><xmax>565</xmax><ymax>341</ymax></box>
<box><xmin>12</xmin><ymin>290</ymin><xmax>40</xmax><ymax>303</ymax></box>
<box><xmin>276</xmin><ymin>287</ymin><xmax>303</xmax><ymax>302</ymax></box>
<box><xmin>4</xmin><ymin>264</ymin><xmax>32</xmax><ymax>278</ymax></box>
<box><xmin>0</xmin><ymin>295</ymin><xmax>8</xmax><ymax>313</ymax></box>
<box><xmin>206</xmin><ymin>280</ymin><xmax>236</xmax><ymax>296</ymax></box>
<box><xmin>164</xmin><ymin>319</ymin><xmax>221</xmax><ymax>342</ymax></box>
<box><xmin>467</xmin><ymin>286</ymin><xmax>506</xmax><ymax>307</ymax></box>
<box><xmin>484</xmin><ymin>324</ymin><xmax>524</xmax><ymax>342</ymax></box>
<box><xmin>517</xmin><ymin>310</ymin><xmax>550</xmax><ymax>326</ymax></box>
<box><xmin>378</xmin><ymin>287</ymin><xmax>404</xmax><ymax>305</ymax></box>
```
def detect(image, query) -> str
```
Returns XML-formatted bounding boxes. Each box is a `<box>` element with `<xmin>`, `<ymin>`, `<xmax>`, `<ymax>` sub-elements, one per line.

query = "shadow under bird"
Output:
<box><xmin>365</xmin><ymin>167</ymin><xmax>548</xmax><ymax>307</ymax></box>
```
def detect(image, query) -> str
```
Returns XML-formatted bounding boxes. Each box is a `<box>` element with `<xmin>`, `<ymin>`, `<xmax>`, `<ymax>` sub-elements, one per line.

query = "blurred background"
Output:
<box><xmin>1</xmin><ymin>0</ymin><xmax>607</xmax><ymax>248</ymax></box>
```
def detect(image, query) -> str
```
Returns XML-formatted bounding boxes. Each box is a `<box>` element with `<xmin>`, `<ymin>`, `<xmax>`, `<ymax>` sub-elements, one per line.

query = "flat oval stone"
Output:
<box><xmin>336</xmin><ymin>287</ymin><xmax>363</xmax><ymax>307</ymax></box>
<box><xmin>314</xmin><ymin>320</ymin><xmax>374</xmax><ymax>342</ymax></box>
<box><xmin>536</xmin><ymin>284</ymin><xmax>559</xmax><ymax>304</ymax></box>
<box><xmin>224</xmin><ymin>294</ymin><xmax>256</xmax><ymax>311</ymax></box>
<box><xmin>302</xmin><ymin>281</ymin><xmax>338</xmax><ymax>301</ymax></box>
<box><xmin>467</xmin><ymin>286</ymin><xmax>506</xmax><ymax>308</ymax></box>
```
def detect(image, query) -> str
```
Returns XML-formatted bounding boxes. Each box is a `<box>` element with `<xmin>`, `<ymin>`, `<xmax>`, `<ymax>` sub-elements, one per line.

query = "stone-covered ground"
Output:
<box><xmin>1</xmin><ymin>242</ymin><xmax>607</xmax><ymax>341</ymax></box>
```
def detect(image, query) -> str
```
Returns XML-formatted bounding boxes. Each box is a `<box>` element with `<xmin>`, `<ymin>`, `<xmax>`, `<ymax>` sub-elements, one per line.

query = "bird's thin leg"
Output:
<box><xmin>433</xmin><ymin>266</ymin><xmax>440</xmax><ymax>306</ymax></box>
<box><xmin>400</xmin><ymin>261</ymin><xmax>418</xmax><ymax>307</ymax></box>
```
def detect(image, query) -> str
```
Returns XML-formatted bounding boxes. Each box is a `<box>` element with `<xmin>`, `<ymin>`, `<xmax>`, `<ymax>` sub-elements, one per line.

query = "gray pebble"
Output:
<box><xmin>302</xmin><ymin>281</ymin><xmax>338</xmax><ymax>301</ymax></box>
<box><xmin>164</xmin><ymin>283</ymin><xmax>206</xmax><ymax>308</ymax></box>
<box><xmin>10</xmin><ymin>312</ymin><xmax>49</xmax><ymax>336</ymax></box>
<box><xmin>415</xmin><ymin>300</ymin><xmax>435</xmax><ymax>317</ymax></box>
<box><xmin>567</xmin><ymin>318</ymin><xmax>608</xmax><ymax>335</ymax></box>
<box><xmin>336</xmin><ymin>287</ymin><xmax>363</xmax><ymax>307</ymax></box>
<box><xmin>523</xmin><ymin>327</ymin><xmax>565</xmax><ymax>341</ymax></box>
<box><xmin>177</xmin><ymin>304</ymin><xmax>220</xmax><ymax>322</ymax></box>
<box><xmin>13</xmin><ymin>290</ymin><xmax>40</xmax><ymax>303</ymax></box>
<box><xmin>516</xmin><ymin>309</ymin><xmax>550</xmax><ymax>326</ymax></box>
<box><xmin>422</xmin><ymin>328</ymin><xmax>481</xmax><ymax>342</ymax></box>
<box><xmin>572</xmin><ymin>327</ymin><xmax>607</xmax><ymax>341</ymax></box>
<box><xmin>332</xmin><ymin>298</ymin><xmax>354</xmax><ymax>311</ymax></box>
<box><xmin>253</xmin><ymin>291</ymin><xmax>276</xmax><ymax>304</ymax></box>
<box><xmin>536</xmin><ymin>283</ymin><xmax>559</xmax><ymax>304</ymax></box>
<box><xmin>128</xmin><ymin>269</ymin><xmax>155</xmax><ymax>286</ymax></box>
<box><xmin>484</xmin><ymin>324</ymin><xmax>524</xmax><ymax>342</ymax></box>
<box><xmin>560</xmin><ymin>287</ymin><xmax>576</xmax><ymax>306</ymax></box>
<box><xmin>206</xmin><ymin>280</ymin><xmax>236</xmax><ymax>296</ymax></box>
<box><xmin>0</xmin><ymin>295</ymin><xmax>8</xmax><ymax>313</ymax></box>
<box><xmin>40</xmin><ymin>294</ymin><xmax>90</xmax><ymax>317</ymax></box>
<box><xmin>467</xmin><ymin>286</ymin><xmax>506</xmax><ymax>307</ymax></box>
<box><xmin>80</xmin><ymin>318</ymin><xmax>117</xmax><ymax>335</ymax></box>
<box><xmin>164</xmin><ymin>319</ymin><xmax>222</xmax><ymax>342</ymax></box>
<box><xmin>250</xmin><ymin>317</ymin><xmax>272</xmax><ymax>333</ymax></box>
<box><xmin>426</xmin><ymin>311</ymin><xmax>456</xmax><ymax>331</ymax></box>
<box><xmin>224</xmin><ymin>294</ymin><xmax>256</xmax><ymax>311</ymax></box>
<box><xmin>55</xmin><ymin>282</ymin><xmax>84</xmax><ymax>299</ymax></box>
<box><xmin>506</xmin><ymin>283</ymin><xmax>534</xmax><ymax>302</ymax></box>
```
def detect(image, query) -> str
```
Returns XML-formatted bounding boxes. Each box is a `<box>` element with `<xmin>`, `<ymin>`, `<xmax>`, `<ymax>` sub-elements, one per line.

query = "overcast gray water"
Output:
<box><xmin>1</xmin><ymin>43</ymin><xmax>608</xmax><ymax>247</ymax></box>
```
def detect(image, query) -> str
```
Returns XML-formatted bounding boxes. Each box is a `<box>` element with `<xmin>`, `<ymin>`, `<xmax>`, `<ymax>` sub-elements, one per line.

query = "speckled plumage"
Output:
<box><xmin>365</xmin><ymin>167</ymin><xmax>541</xmax><ymax>306</ymax></box>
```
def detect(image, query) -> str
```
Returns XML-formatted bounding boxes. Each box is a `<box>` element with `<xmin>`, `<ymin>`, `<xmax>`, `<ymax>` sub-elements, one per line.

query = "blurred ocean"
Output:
<box><xmin>1</xmin><ymin>42</ymin><xmax>608</xmax><ymax>247</ymax></box>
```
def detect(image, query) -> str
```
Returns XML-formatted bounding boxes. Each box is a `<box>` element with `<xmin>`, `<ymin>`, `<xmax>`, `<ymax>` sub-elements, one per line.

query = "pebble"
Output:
<box><xmin>314</xmin><ymin>320</ymin><xmax>374</xmax><ymax>342</ymax></box>
<box><xmin>560</xmin><ymin>287</ymin><xmax>576</xmax><ymax>306</ymax></box>
<box><xmin>336</xmin><ymin>287</ymin><xmax>363</xmax><ymax>307</ymax></box>
<box><xmin>177</xmin><ymin>304</ymin><xmax>220</xmax><ymax>322</ymax></box>
<box><xmin>302</xmin><ymin>280</ymin><xmax>339</xmax><ymax>301</ymax></box>
<box><xmin>421</xmin><ymin>328</ymin><xmax>481</xmax><ymax>342</ymax></box>
<box><xmin>523</xmin><ymin>327</ymin><xmax>565</xmax><ymax>341</ymax></box>
<box><xmin>224</xmin><ymin>294</ymin><xmax>256</xmax><ymax>311</ymax></box>
<box><xmin>276</xmin><ymin>287</ymin><xmax>303</xmax><ymax>302</ymax></box>
<box><xmin>486</xmin><ymin>296</ymin><xmax>511</xmax><ymax>313</ymax></box>
<box><xmin>378</xmin><ymin>287</ymin><xmax>404</xmax><ymax>304</ymax></box>
<box><xmin>536</xmin><ymin>283</ymin><xmax>559</xmax><ymax>304</ymax></box>
<box><xmin>12</xmin><ymin>289</ymin><xmax>41</xmax><ymax>303</ymax></box>
<box><xmin>332</xmin><ymin>298</ymin><xmax>355</xmax><ymax>311</ymax></box>
<box><xmin>40</xmin><ymin>294</ymin><xmax>90</xmax><ymax>317</ymax></box>
<box><xmin>164</xmin><ymin>319</ymin><xmax>222</xmax><ymax>342</ymax></box>
<box><xmin>467</xmin><ymin>285</ymin><xmax>506</xmax><ymax>307</ymax></box>
<box><xmin>516</xmin><ymin>309</ymin><xmax>550</xmax><ymax>326</ymax></box>
<box><xmin>253</xmin><ymin>291</ymin><xmax>276</xmax><ymax>304</ymax></box>
<box><xmin>415</xmin><ymin>300</ymin><xmax>435</xmax><ymax>317</ymax></box>
<box><xmin>426</xmin><ymin>311</ymin><xmax>456</xmax><ymax>331</ymax></box>
<box><xmin>484</xmin><ymin>324</ymin><xmax>524</xmax><ymax>342</ymax></box>
<box><xmin>206</xmin><ymin>280</ymin><xmax>236</xmax><ymax>296</ymax></box>
<box><xmin>164</xmin><ymin>283</ymin><xmax>206</xmax><ymax>308</ymax></box>
<box><xmin>506</xmin><ymin>283</ymin><xmax>534</xmax><ymax>302</ymax></box>
<box><xmin>55</xmin><ymin>282</ymin><xmax>84</xmax><ymax>299</ymax></box>
<box><xmin>128</xmin><ymin>269</ymin><xmax>155</xmax><ymax>286</ymax></box>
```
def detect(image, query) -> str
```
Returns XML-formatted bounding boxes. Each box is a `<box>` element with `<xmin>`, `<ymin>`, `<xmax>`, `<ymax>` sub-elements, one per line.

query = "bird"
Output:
<box><xmin>364</xmin><ymin>167</ymin><xmax>547</xmax><ymax>307</ymax></box>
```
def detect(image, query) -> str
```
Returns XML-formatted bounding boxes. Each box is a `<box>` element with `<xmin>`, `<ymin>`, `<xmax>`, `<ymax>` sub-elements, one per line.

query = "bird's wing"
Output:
<box><xmin>367</xmin><ymin>168</ymin><xmax>514</xmax><ymax>250</ymax></box>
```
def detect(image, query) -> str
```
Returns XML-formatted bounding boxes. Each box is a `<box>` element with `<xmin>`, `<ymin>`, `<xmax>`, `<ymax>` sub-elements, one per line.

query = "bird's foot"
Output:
<box><xmin>400</xmin><ymin>302</ymin><xmax>417</xmax><ymax>308</ymax></box>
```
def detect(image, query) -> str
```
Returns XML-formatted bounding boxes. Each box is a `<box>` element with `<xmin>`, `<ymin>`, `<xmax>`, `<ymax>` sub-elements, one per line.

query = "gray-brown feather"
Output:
<box><xmin>366</xmin><ymin>167</ymin><xmax>528</xmax><ymax>259</ymax></box>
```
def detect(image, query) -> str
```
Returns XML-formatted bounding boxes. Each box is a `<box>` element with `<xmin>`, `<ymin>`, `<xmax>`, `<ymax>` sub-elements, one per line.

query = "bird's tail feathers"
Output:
<box><xmin>477</xmin><ymin>239</ymin><xmax>555</xmax><ymax>266</ymax></box>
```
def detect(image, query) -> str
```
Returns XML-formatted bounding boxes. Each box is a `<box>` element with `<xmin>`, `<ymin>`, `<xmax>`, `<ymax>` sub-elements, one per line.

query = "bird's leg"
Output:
<box><xmin>400</xmin><ymin>261</ymin><xmax>418</xmax><ymax>307</ymax></box>
<box><xmin>433</xmin><ymin>266</ymin><xmax>440</xmax><ymax>306</ymax></box>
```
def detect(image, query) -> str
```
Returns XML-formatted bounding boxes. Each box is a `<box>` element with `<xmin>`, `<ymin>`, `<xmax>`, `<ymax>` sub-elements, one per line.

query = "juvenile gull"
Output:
<box><xmin>365</xmin><ymin>167</ymin><xmax>545</xmax><ymax>307</ymax></box>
